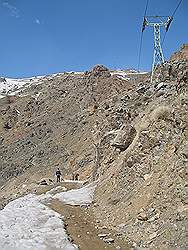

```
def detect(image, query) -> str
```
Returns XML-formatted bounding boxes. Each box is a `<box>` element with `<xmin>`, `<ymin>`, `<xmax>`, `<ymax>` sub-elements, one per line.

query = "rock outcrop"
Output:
<box><xmin>170</xmin><ymin>44</ymin><xmax>188</xmax><ymax>61</ymax></box>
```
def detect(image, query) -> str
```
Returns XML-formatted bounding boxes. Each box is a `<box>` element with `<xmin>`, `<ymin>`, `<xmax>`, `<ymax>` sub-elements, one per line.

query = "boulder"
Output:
<box><xmin>111</xmin><ymin>125</ymin><xmax>136</xmax><ymax>151</ymax></box>
<box><xmin>155</xmin><ymin>82</ymin><xmax>167</xmax><ymax>90</ymax></box>
<box><xmin>88</xmin><ymin>65</ymin><xmax>111</xmax><ymax>78</ymax></box>
<box><xmin>137</xmin><ymin>211</ymin><xmax>148</xmax><ymax>221</ymax></box>
<box><xmin>39</xmin><ymin>179</ymin><xmax>48</xmax><ymax>185</ymax></box>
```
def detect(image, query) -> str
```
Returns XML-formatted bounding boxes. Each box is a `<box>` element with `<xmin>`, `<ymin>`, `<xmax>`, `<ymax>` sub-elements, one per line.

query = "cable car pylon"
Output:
<box><xmin>142</xmin><ymin>16</ymin><xmax>173</xmax><ymax>82</ymax></box>
<box><xmin>138</xmin><ymin>0</ymin><xmax>183</xmax><ymax>82</ymax></box>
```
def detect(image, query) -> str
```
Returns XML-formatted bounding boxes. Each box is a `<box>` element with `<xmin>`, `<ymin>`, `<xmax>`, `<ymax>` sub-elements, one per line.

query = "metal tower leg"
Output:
<box><xmin>151</xmin><ymin>24</ymin><xmax>165</xmax><ymax>82</ymax></box>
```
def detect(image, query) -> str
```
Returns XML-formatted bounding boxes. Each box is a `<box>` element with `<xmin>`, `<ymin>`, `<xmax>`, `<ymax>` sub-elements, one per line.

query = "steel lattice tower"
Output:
<box><xmin>142</xmin><ymin>16</ymin><xmax>173</xmax><ymax>82</ymax></box>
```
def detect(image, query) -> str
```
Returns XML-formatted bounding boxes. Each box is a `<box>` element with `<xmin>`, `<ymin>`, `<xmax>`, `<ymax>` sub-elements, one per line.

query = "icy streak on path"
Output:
<box><xmin>0</xmin><ymin>182</ymin><xmax>96</xmax><ymax>250</ymax></box>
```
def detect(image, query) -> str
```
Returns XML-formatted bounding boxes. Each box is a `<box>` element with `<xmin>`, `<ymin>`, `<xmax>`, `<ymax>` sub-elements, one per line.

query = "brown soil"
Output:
<box><xmin>49</xmin><ymin>199</ymin><xmax>130</xmax><ymax>250</ymax></box>
<box><xmin>36</xmin><ymin>181</ymin><xmax>130</xmax><ymax>249</ymax></box>
<box><xmin>1</xmin><ymin>52</ymin><xmax>187</xmax><ymax>249</ymax></box>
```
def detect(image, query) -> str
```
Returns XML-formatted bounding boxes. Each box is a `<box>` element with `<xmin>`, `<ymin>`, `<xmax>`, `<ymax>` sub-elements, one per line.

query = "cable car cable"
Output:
<box><xmin>137</xmin><ymin>0</ymin><xmax>149</xmax><ymax>71</ymax></box>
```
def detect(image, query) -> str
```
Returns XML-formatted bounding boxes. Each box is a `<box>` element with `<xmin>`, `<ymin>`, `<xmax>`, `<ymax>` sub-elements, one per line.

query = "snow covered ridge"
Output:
<box><xmin>0</xmin><ymin>69</ymin><xmax>148</xmax><ymax>98</ymax></box>
<box><xmin>0</xmin><ymin>183</ymin><xmax>96</xmax><ymax>250</ymax></box>
<box><xmin>0</xmin><ymin>72</ymin><xmax>84</xmax><ymax>99</ymax></box>
<box><xmin>0</xmin><ymin>75</ymin><xmax>46</xmax><ymax>99</ymax></box>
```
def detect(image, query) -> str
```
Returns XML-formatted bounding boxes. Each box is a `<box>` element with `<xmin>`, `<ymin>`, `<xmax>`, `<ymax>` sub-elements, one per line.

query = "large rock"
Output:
<box><xmin>87</xmin><ymin>65</ymin><xmax>111</xmax><ymax>78</ymax></box>
<box><xmin>137</xmin><ymin>211</ymin><xmax>148</xmax><ymax>221</ymax></box>
<box><xmin>111</xmin><ymin>124</ymin><xmax>136</xmax><ymax>151</ymax></box>
<box><xmin>38</xmin><ymin>179</ymin><xmax>48</xmax><ymax>186</ymax></box>
<box><xmin>0</xmin><ymin>77</ymin><xmax>6</xmax><ymax>83</ymax></box>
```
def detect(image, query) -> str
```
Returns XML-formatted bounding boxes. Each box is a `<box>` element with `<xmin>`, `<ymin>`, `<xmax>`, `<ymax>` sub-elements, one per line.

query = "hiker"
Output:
<box><xmin>75</xmin><ymin>173</ymin><xmax>79</xmax><ymax>180</ymax></box>
<box><xmin>55</xmin><ymin>168</ymin><xmax>62</xmax><ymax>183</ymax></box>
<box><xmin>72</xmin><ymin>172</ymin><xmax>79</xmax><ymax>181</ymax></box>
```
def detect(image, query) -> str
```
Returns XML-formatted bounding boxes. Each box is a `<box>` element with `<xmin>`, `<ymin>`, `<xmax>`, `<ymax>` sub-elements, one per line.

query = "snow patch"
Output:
<box><xmin>0</xmin><ymin>77</ymin><xmax>45</xmax><ymax>99</ymax></box>
<box><xmin>110</xmin><ymin>70</ymin><xmax>148</xmax><ymax>80</ymax></box>
<box><xmin>46</xmin><ymin>186</ymin><xmax>67</xmax><ymax>195</ymax></box>
<box><xmin>111</xmin><ymin>71</ymin><xmax>130</xmax><ymax>80</ymax></box>
<box><xmin>0</xmin><ymin>182</ymin><xmax>96</xmax><ymax>249</ymax></box>
<box><xmin>63</xmin><ymin>180</ymin><xmax>85</xmax><ymax>184</ymax></box>
<box><xmin>53</xmin><ymin>183</ymin><xmax>96</xmax><ymax>206</ymax></box>
<box><xmin>0</xmin><ymin>71</ymin><xmax>84</xmax><ymax>99</ymax></box>
<box><xmin>0</xmin><ymin>194</ymin><xmax>78</xmax><ymax>250</ymax></box>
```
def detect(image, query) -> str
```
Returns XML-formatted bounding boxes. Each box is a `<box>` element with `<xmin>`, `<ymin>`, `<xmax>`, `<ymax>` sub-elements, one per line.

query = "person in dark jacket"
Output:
<box><xmin>56</xmin><ymin>168</ymin><xmax>62</xmax><ymax>183</ymax></box>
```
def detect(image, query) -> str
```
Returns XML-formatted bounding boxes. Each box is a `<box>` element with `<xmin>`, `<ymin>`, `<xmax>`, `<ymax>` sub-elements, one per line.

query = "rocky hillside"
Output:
<box><xmin>93</xmin><ymin>59</ymin><xmax>188</xmax><ymax>249</ymax></box>
<box><xmin>0</xmin><ymin>45</ymin><xmax>187</xmax><ymax>249</ymax></box>
<box><xmin>170</xmin><ymin>44</ymin><xmax>188</xmax><ymax>62</ymax></box>
<box><xmin>0</xmin><ymin>67</ymin><xmax>148</xmax><ymax>187</ymax></box>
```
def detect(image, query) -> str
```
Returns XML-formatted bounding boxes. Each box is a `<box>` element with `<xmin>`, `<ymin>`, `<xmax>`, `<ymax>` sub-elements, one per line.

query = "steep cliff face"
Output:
<box><xmin>0</xmin><ymin>46</ymin><xmax>187</xmax><ymax>249</ymax></box>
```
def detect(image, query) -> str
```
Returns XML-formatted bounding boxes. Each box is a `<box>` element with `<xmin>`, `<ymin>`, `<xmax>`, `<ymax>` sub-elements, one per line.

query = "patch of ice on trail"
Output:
<box><xmin>63</xmin><ymin>180</ymin><xmax>85</xmax><ymax>184</ymax></box>
<box><xmin>53</xmin><ymin>183</ymin><xmax>96</xmax><ymax>206</ymax></box>
<box><xmin>0</xmin><ymin>194</ymin><xmax>78</xmax><ymax>250</ymax></box>
<box><xmin>46</xmin><ymin>186</ymin><xmax>67</xmax><ymax>195</ymax></box>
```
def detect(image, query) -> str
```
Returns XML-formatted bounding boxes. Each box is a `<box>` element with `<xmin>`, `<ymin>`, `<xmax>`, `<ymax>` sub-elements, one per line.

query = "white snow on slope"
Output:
<box><xmin>0</xmin><ymin>69</ymin><xmax>147</xmax><ymax>99</ymax></box>
<box><xmin>0</xmin><ymin>76</ymin><xmax>45</xmax><ymax>99</ymax></box>
<box><xmin>110</xmin><ymin>70</ymin><xmax>148</xmax><ymax>80</ymax></box>
<box><xmin>53</xmin><ymin>183</ymin><xmax>96</xmax><ymax>206</ymax></box>
<box><xmin>0</xmin><ymin>71</ymin><xmax>84</xmax><ymax>99</ymax></box>
<box><xmin>0</xmin><ymin>194</ymin><xmax>78</xmax><ymax>250</ymax></box>
<box><xmin>0</xmin><ymin>182</ymin><xmax>96</xmax><ymax>249</ymax></box>
<box><xmin>110</xmin><ymin>71</ymin><xmax>130</xmax><ymax>80</ymax></box>
<box><xmin>63</xmin><ymin>180</ymin><xmax>85</xmax><ymax>184</ymax></box>
<box><xmin>0</xmin><ymin>74</ymin><xmax>61</xmax><ymax>99</ymax></box>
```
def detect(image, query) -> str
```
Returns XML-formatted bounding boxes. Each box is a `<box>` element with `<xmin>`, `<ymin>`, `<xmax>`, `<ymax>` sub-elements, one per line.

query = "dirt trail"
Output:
<box><xmin>41</xmin><ymin>181</ymin><xmax>130</xmax><ymax>250</ymax></box>
<box><xmin>0</xmin><ymin>179</ymin><xmax>130</xmax><ymax>249</ymax></box>
<box><xmin>49</xmin><ymin>200</ymin><xmax>129</xmax><ymax>250</ymax></box>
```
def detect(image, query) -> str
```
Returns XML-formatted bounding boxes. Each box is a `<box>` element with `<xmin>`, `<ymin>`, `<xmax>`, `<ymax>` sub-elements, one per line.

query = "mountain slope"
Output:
<box><xmin>0</xmin><ymin>45</ymin><xmax>188</xmax><ymax>249</ymax></box>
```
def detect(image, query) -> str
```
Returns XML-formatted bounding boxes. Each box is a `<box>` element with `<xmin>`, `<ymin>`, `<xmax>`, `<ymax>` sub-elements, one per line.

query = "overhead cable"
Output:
<box><xmin>137</xmin><ymin>0</ymin><xmax>149</xmax><ymax>71</ymax></box>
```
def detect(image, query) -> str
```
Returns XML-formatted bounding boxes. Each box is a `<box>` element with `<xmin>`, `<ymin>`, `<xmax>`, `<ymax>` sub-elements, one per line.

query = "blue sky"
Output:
<box><xmin>0</xmin><ymin>0</ymin><xmax>187</xmax><ymax>78</ymax></box>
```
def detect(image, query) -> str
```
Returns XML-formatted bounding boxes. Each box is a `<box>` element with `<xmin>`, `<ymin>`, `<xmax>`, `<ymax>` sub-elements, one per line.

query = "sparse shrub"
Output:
<box><xmin>150</xmin><ymin>106</ymin><xmax>172</xmax><ymax>122</ymax></box>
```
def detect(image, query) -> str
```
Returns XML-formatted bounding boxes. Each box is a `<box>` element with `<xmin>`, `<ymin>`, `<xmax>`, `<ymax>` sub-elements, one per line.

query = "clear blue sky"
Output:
<box><xmin>0</xmin><ymin>0</ymin><xmax>187</xmax><ymax>78</ymax></box>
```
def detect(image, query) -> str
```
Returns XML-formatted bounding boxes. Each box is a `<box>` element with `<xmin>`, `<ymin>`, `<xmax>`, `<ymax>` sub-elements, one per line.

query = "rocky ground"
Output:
<box><xmin>170</xmin><ymin>44</ymin><xmax>188</xmax><ymax>62</ymax></box>
<box><xmin>0</xmin><ymin>45</ymin><xmax>187</xmax><ymax>249</ymax></box>
<box><xmin>49</xmin><ymin>196</ymin><xmax>129</xmax><ymax>250</ymax></box>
